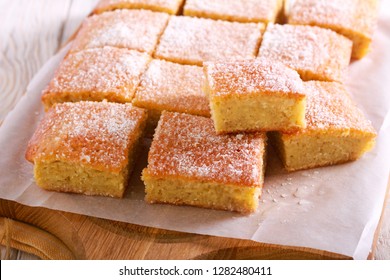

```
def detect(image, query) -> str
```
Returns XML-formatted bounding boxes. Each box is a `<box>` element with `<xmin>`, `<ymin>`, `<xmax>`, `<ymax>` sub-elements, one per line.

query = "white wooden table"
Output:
<box><xmin>0</xmin><ymin>0</ymin><xmax>389</xmax><ymax>260</ymax></box>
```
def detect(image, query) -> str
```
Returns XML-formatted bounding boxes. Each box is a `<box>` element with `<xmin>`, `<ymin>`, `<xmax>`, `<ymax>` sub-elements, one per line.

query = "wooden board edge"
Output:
<box><xmin>0</xmin><ymin>199</ymin><xmax>352</xmax><ymax>260</ymax></box>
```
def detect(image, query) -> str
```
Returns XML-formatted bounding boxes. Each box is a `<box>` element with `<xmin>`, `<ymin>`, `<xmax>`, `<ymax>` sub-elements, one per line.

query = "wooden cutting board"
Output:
<box><xmin>0</xmin><ymin>199</ymin><xmax>354</xmax><ymax>260</ymax></box>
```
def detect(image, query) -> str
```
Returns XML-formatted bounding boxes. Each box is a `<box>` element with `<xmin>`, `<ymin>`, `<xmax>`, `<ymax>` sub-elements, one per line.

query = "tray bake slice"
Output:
<box><xmin>25</xmin><ymin>101</ymin><xmax>147</xmax><ymax>198</ymax></box>
<box><xmin>133</xmin><ymin>59</ymin><xmax>210</xmax><ymax>134</ymax></box>
<box><xmin>183</xmin><ymin>0</ymin><xmax>283</xmax><ymax>24</ymax></box>
<box><xmin>270</xmin><ymin>81</ymin><xmax>377</xmax><ymax>171</ymax></box>
<box><xmin>154</xmin><ymin>16</ymin><xmax>264</xmax><ymax>66</ymax></box>
<box><xmin>203</xmin><ymin>59</ymin><xmax>306</xmax><ymax>134</ymax></box>
<box><xmin>41</xmin><ymin>46</ymin><xmax>151</xmax><ymax>109</ymax></box>
<box><xmin>258</xmin><ymin>24</ymin><xmax>352</xmax><ymax>82</ymax></box>
<box><xmin>69</xmin><ymin>9</ymin><xmax>169</xmax><ymax>55</ymax></box>
<box><xmin>93</xmin><ymin>0</ymin><xmax>185</xmax><ymax>15</ymax></box>
<box><xmin>142</xmin><ymin>111</ymin><xmax>267</xmax><ymax>214</ymax></box>
<box><xmin>287</xmin><ymin>0</ymin><xmax>379</xmax><ymax>59</ymax></box>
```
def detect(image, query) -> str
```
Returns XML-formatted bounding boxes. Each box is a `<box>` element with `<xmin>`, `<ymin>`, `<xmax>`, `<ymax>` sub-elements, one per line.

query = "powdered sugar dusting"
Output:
<box><xmin>288</xmin><ymin>0</ymin><xmax>379</xmax><ymax>38</ymax></box>
<box><xmin>146</xmin><ymin>111</ymin><xmax>266</xmax><ymax>186</ymax></box>
<box><xmin>154</xmin><ymin>16</ymin><xmax>264</xmax><ymax>66</ymax></box>
<box><xmin>70</xmin><ymin>9</ymin><xmax>169</xmax><ymax>54</ymax></box>
<box><xmin>204</xmin><ymin>59</ymin><xmax>305</xmax><ymax>97</ymax></box>
<box><xmin>134</xmin><ymin>59</ymin><xmax>210</xmax><ymax>116</ymax></box>
<box><xmin>42</xmin><ymin>47</ymin><xmax>150</xmax><ymax>103</ymax></box>
<box><xmin>184</xmin><ymin>0</ymin><xmax>280</xmax><ymax>23</ymax></box>
<box><xmin>26</xmin><ymin>102</ymin><xmax>147</xmax><ymax>173</ymax></box>
<box><xmin>300</xmin><ymin>81</ymin><xmax>376</xmax><ymax>133</ymax></box>
<box><xmin>259</xmin><ymin>24</ymin><xmax>352</xmax><ymax>82</ymax></box>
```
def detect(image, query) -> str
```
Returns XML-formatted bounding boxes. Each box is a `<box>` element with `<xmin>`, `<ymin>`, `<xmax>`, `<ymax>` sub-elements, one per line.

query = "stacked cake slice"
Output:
<box><xmin>203</xmin><ymin>59</ymin><xmax>307</xmax><ymax>133</ymax></box>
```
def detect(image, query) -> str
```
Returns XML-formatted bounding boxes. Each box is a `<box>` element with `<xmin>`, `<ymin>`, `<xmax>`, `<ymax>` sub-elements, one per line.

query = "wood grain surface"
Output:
<box><xmin>0</xmin><ymin>0</ymin><xmax>389</xmax><ymax>260</ymax></box>
<box><xmin>0</xmin><ymin>199</ymin><xmax>350</xmax><ymax>260</ymax></box>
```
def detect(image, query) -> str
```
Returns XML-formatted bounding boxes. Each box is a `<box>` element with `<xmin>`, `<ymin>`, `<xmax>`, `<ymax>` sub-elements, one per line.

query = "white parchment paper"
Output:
<box><xmin>0</xmin><ymin>2</ymin><xmax>389</xmax><ymax>260</ymax></box>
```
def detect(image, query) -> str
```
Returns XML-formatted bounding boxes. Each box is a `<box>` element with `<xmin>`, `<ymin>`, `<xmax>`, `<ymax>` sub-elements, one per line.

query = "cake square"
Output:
<box><xmin>25</xmin><ymin>101</ymin><xmax>148</xmax><ymax>198</ymax></box>
<box><xmin>271</xmin><ymin>81</ymin><xmax>376</xmax><ymax>171</ymax></box>
<box><xmin>183</xmin><ymin>0</ymin><xmax>283</xmax><ymax>24</ymax></box>
<box><xmin>154</xmin><ymin>16</ymin><xmax>264</xmax><ymax>66</ymax></box>
<box><xmin>93</xmin><ymin>0</ymin><xmax>185</xmax><ymax>15</ymax></box>
<box><xmin>258</xmin><ymin>24</ymin><xmax>353</xmax><ymax>82</ymax></box>
<box><xmin>41</xmin><ymin>46</ymin><xmax>151</xmax><ymax>110</ymax></box>
<box><xmin>133</xmin><ymin>59</ymin><xmax>210</xmax><ymax>132</ymax></box>
<box><xmin>142</xmin><ymin>111</ymin><xmax>267</xmax><ymax>213</ymax></box>
<box><xmin>203</xmin><ymin>59</ymin><xmax>306</xmax><ymax>134</ymax></box>
<box><xmin>287</xmin><ymin>0</ymin><xmax>379</xmax><ymax>59</ymax></box>
<box><xmin>69</xmin><ymin>9</ymin><xmax>170</xmax><ymax>55</ymax></box>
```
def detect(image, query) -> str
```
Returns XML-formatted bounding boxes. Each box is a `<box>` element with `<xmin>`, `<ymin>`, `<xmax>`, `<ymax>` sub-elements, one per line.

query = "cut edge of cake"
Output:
<box><xmin>203</xmin><ymin>59</ymin><xmax>307</xmax><ymax>134</ymax></box>
<box><xmin>142</xmin><ymin>172</ymin><xmax>263</xmax><ymax>214</ymax></box>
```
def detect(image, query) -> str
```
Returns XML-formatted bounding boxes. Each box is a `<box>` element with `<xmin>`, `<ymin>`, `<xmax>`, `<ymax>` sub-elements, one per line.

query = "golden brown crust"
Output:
<box><xmin>41</xmin><ymin>47</ymin><xmax>151</xmax><ymax>109</ymax></box>
<box><xmin>283</xmin><ymin>81</ymin><xmax>377</xmax><ymax>136</ymax></box>
<box><xmin>183</xmin><ymin>0</ymin><xmax>282</xmax><ymax>24</ymax></box>
<box><xmin>154</xmin><ymin>16</ymin><xmax>265</xmax><ymax>66</ymax></box>
<box><xmin>93</xmin><ymin>0</ymin><xmax>185</xmax><ymax>15</ymax></box>
<box><xmin>204</xmin><ymin>59</ymin><xmax>306</xmax><ymax>99</ymax></box>
<box><xmin>26</xmin><ymin>101</ymin><xmax>148</xmax><ymax>173</ymax></box>
<box><xmin>145</xmin><ymin>111</ymin><xmax>266</xmax><ymax>187</ymax></box>
<box><xmin>258</xmin><ymin>24</ymin><xmax>352</xmax><ymax>82</ymax></box>
<box><xmin>69</xmin><ymin>9</ymin><xmax>170</xmax><ymax>54</ymax></box>
<box><xmin>133</xmin><ymin>59</ymin><xmax>210</xmax><ymax>117</ymax></box>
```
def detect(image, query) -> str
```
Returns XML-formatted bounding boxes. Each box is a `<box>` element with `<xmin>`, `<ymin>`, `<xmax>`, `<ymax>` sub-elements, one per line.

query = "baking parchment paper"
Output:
<box><xmin>0</xmin><ymin>1</ymin><xmax>389</xmax><ymax>260</ymax></box>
